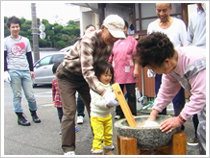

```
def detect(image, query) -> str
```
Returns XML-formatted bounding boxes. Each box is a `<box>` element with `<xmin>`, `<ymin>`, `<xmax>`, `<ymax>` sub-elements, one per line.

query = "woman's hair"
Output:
<box><xmin>94</xmin><ymin>61</ymin><xmax>114</xmax><ymax>84</ymax></box>
<box><xmin>52</xmin><ymin>62</ymin><xmax>61</xmax><ymax>74</ymax></box>
<box><xmin>6</xmin><ymin>16</ymin><xmax>21</xmax><ymax>28</ymax></box>
<box><xmin>135</xmin><ymin>32</ymin><xmax>175</xmax><ymax>67</ymax></box>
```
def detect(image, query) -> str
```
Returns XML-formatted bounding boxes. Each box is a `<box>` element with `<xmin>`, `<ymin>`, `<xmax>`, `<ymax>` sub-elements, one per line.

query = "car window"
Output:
<box><xmin>51</xmin><ymin>54</ymin><xmax>65</xmax><ymax>64</ymax></box>
<box><xmin>39</xmin><ymin>56</ymin><xmax>52</xmax><ymax>66</ymax></box>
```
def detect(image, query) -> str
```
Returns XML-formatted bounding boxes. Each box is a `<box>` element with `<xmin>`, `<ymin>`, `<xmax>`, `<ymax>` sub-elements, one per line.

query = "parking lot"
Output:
<box><xmin>3</xmin><ymin>82</ymin><xmax>200</xmax><ymax>156</ymax></box>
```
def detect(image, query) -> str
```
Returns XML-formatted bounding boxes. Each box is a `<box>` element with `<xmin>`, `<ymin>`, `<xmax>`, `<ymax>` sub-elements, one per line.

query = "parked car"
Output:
<box><xmin>32</xmin><ymin>46</ymin><xmax>72</xmax><ymax>87</ymax></box>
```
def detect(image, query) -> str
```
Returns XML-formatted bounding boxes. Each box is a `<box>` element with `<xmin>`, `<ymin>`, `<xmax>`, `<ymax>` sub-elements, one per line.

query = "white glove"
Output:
<box><xmin>4</xmin><ymin>71</ymin><xmax>11</xmax><ymax>83</ymax></box>
<box><xmin>147</xmin><ymin>69</ymin><xmax>156</xmax><ymax>78</ymax></box>
<box><xmin>103</xmin><ymin>91</ymin><xmax>119</xmax><ymax>107</ymax></box>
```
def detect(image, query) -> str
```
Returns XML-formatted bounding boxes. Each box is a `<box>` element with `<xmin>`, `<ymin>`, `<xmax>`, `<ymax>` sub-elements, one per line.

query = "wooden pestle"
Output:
<box><xmin>112</xmin><ymin>83</ymin><xmax>137</xmax><ymax>127</ymax></box>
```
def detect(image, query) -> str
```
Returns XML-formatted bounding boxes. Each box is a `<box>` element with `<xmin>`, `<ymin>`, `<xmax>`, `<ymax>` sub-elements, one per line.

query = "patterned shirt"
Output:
<box><xmin>63</xmin><ymin>30</ymin><xmax>113</xmax><ymax>95</ymax></box>
<box><xmin>52</xmin><ymin>77</ymin><xmax>62</xmax><ymax>108</ymax></box>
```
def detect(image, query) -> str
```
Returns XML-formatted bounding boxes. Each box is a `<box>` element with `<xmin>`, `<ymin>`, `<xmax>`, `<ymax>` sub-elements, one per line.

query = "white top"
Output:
<box><xmin>186</xmin><ymin>8</ymin><xmax>206</xmax><ymax>49</ymax></box>
<box><xmin>147</xmin><ymin>17</ymin><xmax>187</xmax><ymax>47</ymax></box>
<box><xmin>4</xmin><ymin>36</ymin><xmax>31</xmax><ymax>71</ymax></box>
<box><xmin>90</xmin><ymin>82</ymin><xmax>114</xmax><ymax>118</ymax></box>
<box><xmin>127</xmin><ymin>23</ymin><xmax>135</xmax><ymax>35</ymax></box>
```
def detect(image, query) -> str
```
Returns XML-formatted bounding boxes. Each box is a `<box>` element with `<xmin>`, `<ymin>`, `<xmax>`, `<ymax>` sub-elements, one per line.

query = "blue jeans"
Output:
<box><xmin>77</xmin><ymin>93</ymin><xmax>85</xmax><ymax>117</ymax></box>
<box><xmin>57</xmin><ymin>107</ymin><xmax>63</xmax><ymax>123</ymax></box>
<box><xmin>8</xmin><ymin>70</ymin><xmax>37</xmax><ymax>113</ymax></box>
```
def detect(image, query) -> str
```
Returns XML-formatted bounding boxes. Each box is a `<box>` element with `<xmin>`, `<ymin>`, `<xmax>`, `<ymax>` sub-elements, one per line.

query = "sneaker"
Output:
<box><xmin>75</xmin><ymin>125</ymin><xmax>78</xmax><ymax>132</ymax></box>
<box><xmin>59</xmin><ymin>130</ymin><xmax>62</xmax><ymax>135</ymax></box>
<box><xmin>64</xmin><ymin>151</ymin><xmax>75</xmax><ymax>155</ymax></box>
<box><xmin>77</xmin><ymin>116</ymin><xmax>84</xmax><ymax>124</ymax></box>
<box><xmin>114</xmin><ymin>115</ymin><xmax>121</xmax><ymax>120</ymax></box>
<box><xmin>102</xmin><ymin>143</ymin><xmax>115</xmax><ymax>150</ymax></box>
<box><xmin>187</xmin><ymin>137</ymin><xmax>198</xmax><ymax>146</ymax></box>
<box><xmin>110</xmin><ymin>144</ymin><xmax>115</xmax><ymax>150</ymax></box>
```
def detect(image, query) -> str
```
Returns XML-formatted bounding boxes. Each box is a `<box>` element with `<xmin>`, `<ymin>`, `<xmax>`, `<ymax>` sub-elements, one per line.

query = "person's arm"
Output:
<box><xmin>186</xmin><ymin>17</ymin><xmax>193</xmax><ymax>46</ymax></box>
<box><xmin>4</xmin><ymin>50</ymin><xmax>8</xmax><ymax>71</ymax></box>
<box><xmin>158</xmin><ymin>68</ymin><xmax>206</xmax><ymax>134</ymax></box>
<box><xmin>153</xmin><ymin>74</ymin><xmax>181</xmax><ymax>112</ymax></box>
<box><xmin>180</xmin><ymin>69</ymin><xmax>206</xmax><ymax>121</ymax></box>
<box><xmin>26</xmin><ymin>51</ymin><xmax>35</xmax><ymax>79</ymax></box>
<box><xmin>80</xmin><ymin>35</ymin><xmax>106</xmax><ymax>95</ymax></box>
<box><xmin>4</xmin><ymin>42</ymin><xmax>11</xmax><ymax>83</ymax></box>
<box><xmin>52</xmin><ymin>80</ymin><xmax>56</xmax><ymax>102</ymax></box>
<box><xmin>80</xmin><ymin>34</ymin><xmax>118</xmax><ymax>107</ymax></box>
<box><xmin>90</xmin><ymin>89</ymin><xmax>109</xmax><ymax>110</ymax></box>
<box><xmin>26</xmin><ymin>51</ymin><xmax>34</xmax><ymax>71</ymax></box>
<box><xmin>132</xmin><ymin>38</ymin><xmax>139</xmax><ymax>78</ymax></box>
<box><xmin>133</xmin><ymin>60</ymin><xmax>139</xmax><ymax>78</ymax></box>
<box><xmin>179</xmin><ymin>20</ymin><xmax>187</xmax><ymax>46</ymax></box>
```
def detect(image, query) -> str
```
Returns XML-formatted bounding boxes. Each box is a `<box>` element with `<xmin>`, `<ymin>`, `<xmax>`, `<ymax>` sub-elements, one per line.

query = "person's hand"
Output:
<box><xmin>4</xmin><ymin>71</ymin><xmax>11</xmax><ymax>83</ymax></box>
<box><xmin>139</xmin><ymin>109</ymin><xmax>159</xmax><ymax>126</ymax></box>
<box><xmin>133</xmin><ymin>69</ymin><xmax>139</xmax><ymax>78</ymax></box>
<box><xmin>30</xmin><ymin>71</ymin><xmax>35</xmax><ymax>79</ymax></box>
<box><xmin>160</xmin><ymin>116</ymin><xmax>184</xmax><ymax>134</ymax></box>
<box><xmin>102</xmin><ymin>91</ymin><xmax>119</xmax><ymax>107</ymax></box>
<box><xmin>147</xmin><ymin>69</ymin><xmax>156</xmax><ymax>78</ymax></box>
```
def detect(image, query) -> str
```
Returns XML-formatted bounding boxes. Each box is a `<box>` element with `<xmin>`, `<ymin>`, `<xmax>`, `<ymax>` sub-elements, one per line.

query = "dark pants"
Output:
<box><xmin>57</xmin><ymin>107</ymin><xmax>63</xmax><ymax>123</ymax></box>
<box><xmin>115</xmin><ymin>83</ymin><xmax>136</xmax><ymax>117</ymax></box>
<box><xmin>155</xmin><ymin>74</ymin><xmax>185</xmax><ymax>116</ymax></box>
<box><xmin>56</xmin><ymin>63</ymin><xmax>91</xmax><ymax>152</ymax></box>
<box><xmin>77</xmin><ymin>93</ymin><xmax>85</xmax><ymax>117</ymax></box>
<box><xmin>193</xmin><ymin>114</ymin><xmax>199</xmax><ymax>138</ymax></box>
<box><xmin>197</xmin><ymin>106</ymin><xmax>206</xmax><ymax>155</ymax></box>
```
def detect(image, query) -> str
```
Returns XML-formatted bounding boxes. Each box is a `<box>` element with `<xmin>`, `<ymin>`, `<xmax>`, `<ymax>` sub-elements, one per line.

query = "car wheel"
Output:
<box><xmin>33</xmin><ymin>83</ymin><xmax>37</xmax><ymax>88</ymax></box>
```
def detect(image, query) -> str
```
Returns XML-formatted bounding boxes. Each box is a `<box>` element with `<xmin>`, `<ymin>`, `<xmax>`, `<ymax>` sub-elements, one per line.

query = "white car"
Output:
<box><xmin>33</xmin><ymin>46</ymin><xmax>72</xmax><ymax>87</ymax></box>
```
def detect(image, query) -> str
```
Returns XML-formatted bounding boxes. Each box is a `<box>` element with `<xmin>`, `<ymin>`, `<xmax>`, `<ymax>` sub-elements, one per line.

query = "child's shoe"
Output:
<box><xmin>103</xmin><ymin>149</ymin><xmax>114</xmax><ymax>155</ymax></box>
<box><xmin>75</xmin><ymin>125</ymin><xmax>78</xmax><ymax>132</ymax></box>
<box><xmin>91</xmin><ymin>149</ymin><xmax>103</xmax><ymax>155</ymax></box>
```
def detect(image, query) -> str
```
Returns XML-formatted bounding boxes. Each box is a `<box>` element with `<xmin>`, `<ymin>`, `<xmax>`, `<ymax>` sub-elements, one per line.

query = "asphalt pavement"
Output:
<box><xmin>3</xmin><ymin>82</ymin><xmax>200</xmax><ymax>157</ymax></box>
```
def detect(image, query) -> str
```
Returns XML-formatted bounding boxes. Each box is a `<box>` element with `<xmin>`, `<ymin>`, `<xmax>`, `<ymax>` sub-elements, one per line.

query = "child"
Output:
<box><xmin>52</xmin><ymin>62</ymin><xmax>78</xmax><ymax>134</ymax></box>
<box><xmin>136</xmin><ymin>32</ymin><xmax>206</xmax><ymax>155</ymax></box>
<box><xmin>90</xmin><ymin>61</ymin><xmax>117</xmax><ymax>155</ymax></box>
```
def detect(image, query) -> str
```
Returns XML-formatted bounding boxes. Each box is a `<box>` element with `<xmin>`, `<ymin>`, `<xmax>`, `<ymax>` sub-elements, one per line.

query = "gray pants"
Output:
<box><xmin>197</xmin><ymin>106</ymin><xmax>206</xmax><ymax>155</ymax></box>
<box><xmin>56</xmin><ymin>63</ymin><xmax>91</xmax><ymax>152</ymax></box>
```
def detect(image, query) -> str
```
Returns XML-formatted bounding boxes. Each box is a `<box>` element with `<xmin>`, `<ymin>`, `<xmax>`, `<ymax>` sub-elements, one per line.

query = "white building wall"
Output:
<box><xmin>79</xmin><ymin>6</ymin><xmax>97</xmax><ymax>37</ymax></box>
<box><xmin>105</xmin><ymin>4</ymin><xmax>130</xmax><ymax>25</ymax></box>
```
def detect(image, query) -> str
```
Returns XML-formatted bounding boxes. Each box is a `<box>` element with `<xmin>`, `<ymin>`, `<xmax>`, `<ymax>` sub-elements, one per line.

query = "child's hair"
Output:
<box><xmin>124</xmin><ymin>20</ymin><xmax>129</xmax><ymax>29</ymax></box>
<box><xmin>6</xmin><ymin>16</ymin><xmax>21</xmax><ymax>28</ymax></box>
<box><xmin>85</xmin><ymin>24</ymin><xmax>96</xmax><ymax>30</ymax></box>
<box><xmin>94</xmin><ymin>61</ymin><xmax>114</xmax><ymax>84</ymax></box>
<box><xmin>52</xmin><ymin>62</ymin><xmax>61</xmax><ymax>74</ymax></box>
<box><xmin>136</xmin><ymin>32</ymin><xmax>174</xmax><ymax>67</ymax></box>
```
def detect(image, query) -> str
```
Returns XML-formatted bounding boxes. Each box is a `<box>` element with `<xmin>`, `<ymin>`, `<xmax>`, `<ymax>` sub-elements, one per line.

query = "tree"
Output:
<box><xmin>55</xmin><ymin>40</ymin><xmax>66</xmax><ymax>49</ymax></box>
<box><xmin>54</xmin><ymin>24</ymin><xmax>63</xmax><ymax>34</ymax></box>
<box><xmin>4</xmin><ymin>16</ymin><xmax>80</xmax><ymax>49</ymax></box>
<box><xmin>19</xmin><ymin>17</ymin><xmax>26</xmax><ymax>25</ymax></box>
<box><xmin>4</xmin><ymin>16</ymin><xmax>8</xmax><ymax>23</ymax></box>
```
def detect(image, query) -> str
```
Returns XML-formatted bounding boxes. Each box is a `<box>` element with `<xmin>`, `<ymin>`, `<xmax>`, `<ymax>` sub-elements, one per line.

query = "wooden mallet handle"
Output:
<box><xmin>112</xmin><ymin>83</ymin><xmax>137</xmax><ymax>127</ymax></box>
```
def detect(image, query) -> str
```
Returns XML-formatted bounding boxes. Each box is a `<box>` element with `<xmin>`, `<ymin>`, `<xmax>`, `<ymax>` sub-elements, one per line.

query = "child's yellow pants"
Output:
<box><xmin>91</xmin><ymin>115</ymin><xmax>113</xmax><ymax>152</ymax></box>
